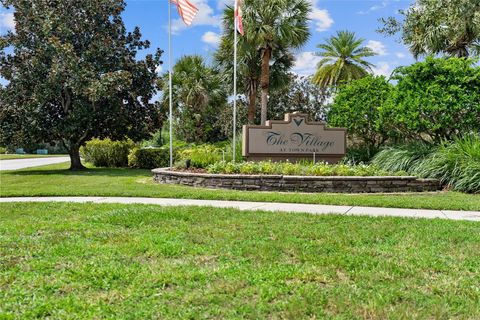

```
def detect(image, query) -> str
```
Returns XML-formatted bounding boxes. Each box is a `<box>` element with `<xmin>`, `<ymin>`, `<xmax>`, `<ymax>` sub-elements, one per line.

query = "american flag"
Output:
<box><xmin>235</xmin><ymin>0</ymin><xmax>244</xmax><ymax>35</ymax></box>
<box><xmin>170</xmin><ymin>0</ymin><xmax>198</xmax><ymax>26</ymax></box>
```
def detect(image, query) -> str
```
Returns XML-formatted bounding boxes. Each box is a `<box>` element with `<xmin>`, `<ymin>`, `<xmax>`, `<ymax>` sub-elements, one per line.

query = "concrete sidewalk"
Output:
<box><xmin>1</xmin><ymin>197</ymin><xmax>479</xmax><ymax>221</ymax></box>
<box><xmin>0</xmin><ymin>157</ymin><xmax>70</xmax><ymax>171</ymax></box>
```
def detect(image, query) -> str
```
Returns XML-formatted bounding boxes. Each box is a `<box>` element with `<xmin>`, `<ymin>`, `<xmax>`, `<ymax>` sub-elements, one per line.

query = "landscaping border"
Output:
<box><xmin>152</xmin><ymin>168</ymin><xmax>442</xmax><ymax>193</ymax></box>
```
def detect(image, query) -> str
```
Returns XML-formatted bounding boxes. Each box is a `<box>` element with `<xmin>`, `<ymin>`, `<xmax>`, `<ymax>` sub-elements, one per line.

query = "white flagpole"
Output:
<box><xmin>233</xmin><ymin>0</ymin><xmax>238</xmax><ymax>163</ymax></box>
<box><xmin>168</xmin><ymin>0</ymin><xmax>173</xmax><ymax>168</ymax></box>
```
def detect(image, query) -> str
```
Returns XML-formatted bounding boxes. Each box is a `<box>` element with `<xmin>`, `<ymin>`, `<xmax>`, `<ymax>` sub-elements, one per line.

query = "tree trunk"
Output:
<box><xmin>247</xmin><ymin>79</ymin><xmax>258</xmax><ymax>124</ymax></box>
<box><xmin>260</xmin><ymin>47</ymin><xmax>272</xmax><ymax>125</ymax></box>
<box><xmin>69</xmin><ymin>144</ymin><xmax>85</xmax><ymax>171</ymax></box>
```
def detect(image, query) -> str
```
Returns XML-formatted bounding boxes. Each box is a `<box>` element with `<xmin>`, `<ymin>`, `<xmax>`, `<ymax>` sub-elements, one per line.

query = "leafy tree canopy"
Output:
<box><xmin>328</xmin><ymin>75</ymin><xmax>393</xmax><ymax>154</ymax></box>
<box><xmin>0</xmin><ymin>0</ymin><xmax>163</xmax><ymax>169</ymax></box>
<box><xmin>379</xmin><ymin>0</ymin><xmax>480</xmax><ymax>58</ymax></box>
<box><xmin>267</xmin><ymin>74</ymin><xmax>330</xmax><ymax>122</ymax></box>
<box><xmin>380</xmin><ymin>57</ymin><xmax>480</xmax><ymax>142</ymax></box>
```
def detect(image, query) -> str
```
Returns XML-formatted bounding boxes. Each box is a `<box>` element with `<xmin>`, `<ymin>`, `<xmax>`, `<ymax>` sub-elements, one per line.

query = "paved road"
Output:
<box><xmin>0</xmin><ymin>157</ymin><xmax>70</xmax><ymax>171</ymax></box>
<box><xmin>1</xmin><ymin>197</ymin><xmax>479</xmax><ymax>221</ymax></box>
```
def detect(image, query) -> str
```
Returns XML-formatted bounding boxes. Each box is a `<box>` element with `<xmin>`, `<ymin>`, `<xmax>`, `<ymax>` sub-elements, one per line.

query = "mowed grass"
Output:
<box><xmin>1</xmin><ymin>202</ymin><xmax>479</xmax><ymax>319</ymax></box>
<box><xmin>0</xmin><ymin>154</ymin><xmax>67</xmax><ymax>160</ymax></box>
<box><xmin>1</xmin><ymin>163</ymin><xmax>479</xmax><ymax>211</ymax></box>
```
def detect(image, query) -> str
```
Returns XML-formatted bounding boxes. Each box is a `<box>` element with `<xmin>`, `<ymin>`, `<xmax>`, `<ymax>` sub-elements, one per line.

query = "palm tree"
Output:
<box><xmin>215</xmin><ymin>4</ymin><xmax>298</xmax><ymax>125</ymax></box>
<box><xmin>243</xmin><ymin>0</ymin><xmax>310</xmax><ymax>125</ymax></box>
<box><xmin>312</xmin><ymin>31</ymin><xmax>377</xmax><ymax>89</ymax></box>
<box><xmin>379</xmin><ymin>0</ymin><xmax>480</xmax><ymax>58</ymax></box>
<box><xmin>163</xmin><ymin>55</ymin><xmax>227</xmax><ymax>142</ymax></box>
<box><xmin>215</xmin><ymin>27</ymin><xmax>261</xmax><ymax>124</ymax></box>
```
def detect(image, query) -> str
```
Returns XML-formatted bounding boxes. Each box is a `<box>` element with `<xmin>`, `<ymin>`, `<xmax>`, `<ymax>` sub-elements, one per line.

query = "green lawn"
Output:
<box><xmin>1</xmin><ymin>202</ymin><xmax>479</xmax><ymax>318</ymax></box>
<box><xmin>1</xmin><ymin>163</ymin><xmax>479</xmax><ymax>211</ymax></box>
<box><xmin>0</xmin><ymin>154</ymin><xmax>67</xmax><ymax>160</ymax></box>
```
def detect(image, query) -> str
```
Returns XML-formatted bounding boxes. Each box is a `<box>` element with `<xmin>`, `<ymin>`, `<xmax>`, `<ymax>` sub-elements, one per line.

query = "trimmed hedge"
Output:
<box><xmin>128</xmin><ymin>147</ymin><xmax>172</xmax><ymax>169</ymax></box>
<box><xmin>80</xmin><ymin>139</ymin><xmax>135</xmax><ymax>167</ymax></box>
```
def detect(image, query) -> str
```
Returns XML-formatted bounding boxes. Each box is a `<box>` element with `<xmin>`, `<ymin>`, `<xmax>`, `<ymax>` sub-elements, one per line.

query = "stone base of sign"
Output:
<box><xmin>152</xmin><ymin>168</ymin><xmax>442</xmax><ymax>193</ymax></box>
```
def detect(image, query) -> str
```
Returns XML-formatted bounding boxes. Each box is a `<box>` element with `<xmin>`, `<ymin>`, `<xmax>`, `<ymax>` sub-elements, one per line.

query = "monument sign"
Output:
<box><xmin>243</xmin><ymin>112</ymin><xmax>347</xmax><ymax>163</ymax></box>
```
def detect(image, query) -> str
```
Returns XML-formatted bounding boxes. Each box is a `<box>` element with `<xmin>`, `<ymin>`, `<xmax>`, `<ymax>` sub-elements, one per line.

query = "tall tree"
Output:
<box><xmin>242</xmin><ymin>0</ymin><xmax>310</xmax><ymax>125</ymax></box>
<box><xmin>379</xmin><ymin>0</ymin><xmax>480</xmax><ymax>58</ymax></box>
<box><xmin>267</xmin><ymin>74</ymin><xmax>329</xmax><ymax>121</ymax></box>
<box><xmin>215</xmin><ymin>4</ymin><xmax>299</xmax><ymax>125</ymax></box>
<box><xmin>215</xmin><ymin>21</ymin><xmax>261</xmax><ymax>125</ymax></box>
<box><xmin>312</xmin><ymin>30</ymin><xmax>376</xmax><ymax>89</ymax></box>
<box><xmin>0</xmin><ymin>0</ymin><xmax>162</xmax><ymax>170</ymax></box>
<box><xmin>163</xmin><ymin>55</ymin><xmax>228</xmax><ymax>143</ymax></box>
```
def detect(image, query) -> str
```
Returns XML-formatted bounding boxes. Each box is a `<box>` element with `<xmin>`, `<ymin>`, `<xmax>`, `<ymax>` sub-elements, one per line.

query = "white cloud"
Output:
<box><xmin>306</xmin><ymin>0</ymin><xmax>333</xmax><ymax>32</ymax></box>
<box><xmin>202</xmin><ymin>31</ymin><xmax>221</xmax><ymax>46</ymax></box>
<box><xmin>155</xmin><ymin>65</ymin><xmax>163</xmax><ymax>74</ymax></box>
<box><xmin>216</xmin><ymin>0</ymin><xmax>231</xmax><ymax>9</ymax></box>
<box><xmin>309</xmin><ymin>8</ymin><xmax>334</xmax><ymax>32</ymax></box>
<box><xmin>357</xmin><ymin>1</ymin><xmax>388</xmax><ymax>15</ymax></box>
<box><xmin>171</xmin><ymin>0</ymin><xmax>221</xmax><ymax>33</ymax></box>
<box><xmin>367</xmin><ymin>40</ymin><xmax>388</xmax><ymax>56</ymax></box>
<box><xmin>218</xmin><ymin>0</ymin><xmax>334</xmax><ymax>33</ymax></box>
<box><xmin>293</xmin><ymin>51</ymin><xmax>321</xmax><ymax>76</ymax></box>
<box><xmin>395</xmin><ymin>52</ymin><xmax>407</xmax><ymax>59</ymax></box>
<box><xmin>0</xmin><ymin>12</ymin><xmax>15</xmax><ymax>31</ymax></box>
<box><xmin>371</xmin><ymin>61</ymin><xmax>392</xmax><ymax>77</ymax></box>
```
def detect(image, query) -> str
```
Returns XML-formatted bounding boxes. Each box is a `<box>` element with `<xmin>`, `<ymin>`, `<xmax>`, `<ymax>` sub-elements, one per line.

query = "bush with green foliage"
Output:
<box><xmin>416</xmin><ymin>135</ymin><xmax>480</xmax><ymax>193</ymax></box>
<box><xmin>142</xmin><ymin>130</ymin><xmax>164</xmax><ymax>148</ymax></box>
<box><xmin>207</xmin><ymin>161</ymin><xmax>403</xmax><ymax>177</ymax></box>
<box><xmin>178</xmin><ymin>145</ymin><xmax>226</xmax><ymax>168</ymax></box>
<box><xmin>80</xmin><ymin>139</ymin><xmax>135</xmax><ymax>167</ymax></box>
<box><xmin>380</xmin><ymin>57</ymin><xmax>480</xmax><ymax>143</ymax></box>
<box><xmin>177</xmin><ymin>140</ymin><xmax>243</xmax><ymax>168</ymax></box>
<box><xmin>0</xmin><ymin>147</ymin><xmax>6</xmax><ymax>154</ymax></box>
<box><xmin>343</xmin><ymin>146</ymin><xmax>380</xmax><ymax>164</ymax></box>
<box><xmin>329</xmin><ymin>75</ymin><xmax>393</xmax><ymax>155</ymax></box>
<box><xmin>128</xmin><ymin>147</ymin><xmax>172</xmax><ymax>169</ymax></box>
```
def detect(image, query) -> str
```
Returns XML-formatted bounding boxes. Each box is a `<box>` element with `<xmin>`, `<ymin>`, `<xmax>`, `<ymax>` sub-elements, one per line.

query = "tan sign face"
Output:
<box><xmin>243</xmin><ymin>113</ymin><xmax>346</xmax><ymax>161</ymax></box>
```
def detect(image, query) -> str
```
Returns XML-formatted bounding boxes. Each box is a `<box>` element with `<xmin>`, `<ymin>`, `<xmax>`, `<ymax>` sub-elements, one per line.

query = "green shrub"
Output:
<box><xmin>177</xmin><ymin>139</ymin><xmax>244</xmax><ymax>169</ymax></box>
<box><xmin>0</xmin><ymin>147</ymin><xmax>6</xmax><ymax>154</ymax></box>
<box><xmin>343</xmin><ymin>146</ymin><xmax>379</xmax><ymax>164</ymax></box>
<box><xmin>128</xmin><ymin>147</ymin><xmax>172</xmax><ymax>169</ymax></box>
<box><xmin>329</xmin><ymin>75</ymin><xmax>393</xmax><ymax>153</ymax></box>
<box><xmin>80</xmin><ymin>138</ymin><xmax>135</xmax><ymax>167</ymax></box>
<box><xmin>371</xmin><ymin>143</ymin><xmax>435</xmax><ymax>173</ymax></box>
<box><xmin>178</xmin><ymin>145</ymin><xmax>224</xmax><ymax>168</ymax></box>
<box><xmin>380</xmin><ymin>57</ymin><xmax>480</xmax><ymax>143</ymax></box>
<box><xmin>416</xmin><ymin>135</ymin><xmax>480</xmax><ymax>193</ymax></box>
<box><xmin>207</xmin><ymin>161</ymin><xmax>401</xmax><ymax>177</ymax></box>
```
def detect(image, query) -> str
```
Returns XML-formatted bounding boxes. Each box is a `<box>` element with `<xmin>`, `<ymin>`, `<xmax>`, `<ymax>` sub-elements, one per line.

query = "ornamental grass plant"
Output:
<box><xmin>371</xmin><ymin>142</ymin><xmax>435</xmax><ymax>173</ymax></box>
<box><xmin>373</xmin><ymin>135</ymin><xmax>480</xmax><ymax>193</ymax></box>
<box><xmin>415</xmin><ymin>135</ymin><xmax>480</xmax><ymax>193</ymax></box>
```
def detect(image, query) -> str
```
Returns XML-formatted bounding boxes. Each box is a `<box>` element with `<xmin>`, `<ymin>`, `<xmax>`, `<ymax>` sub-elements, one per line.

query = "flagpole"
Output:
<box><xmin>233</xmin><ymin>0</ymin><xmax>238</xmax><ymax>163</ymax></box>
<box><xmin>168</xmin><ymin>0</ymin><xmax>173</xmax><ymax>168</ymax></box>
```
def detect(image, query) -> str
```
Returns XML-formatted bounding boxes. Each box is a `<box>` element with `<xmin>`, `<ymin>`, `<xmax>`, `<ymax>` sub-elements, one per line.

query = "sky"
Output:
<box><xmin>0</xmin><ymin>0</ymin><xmax>416</xmax><ymax>80</ymax></box>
